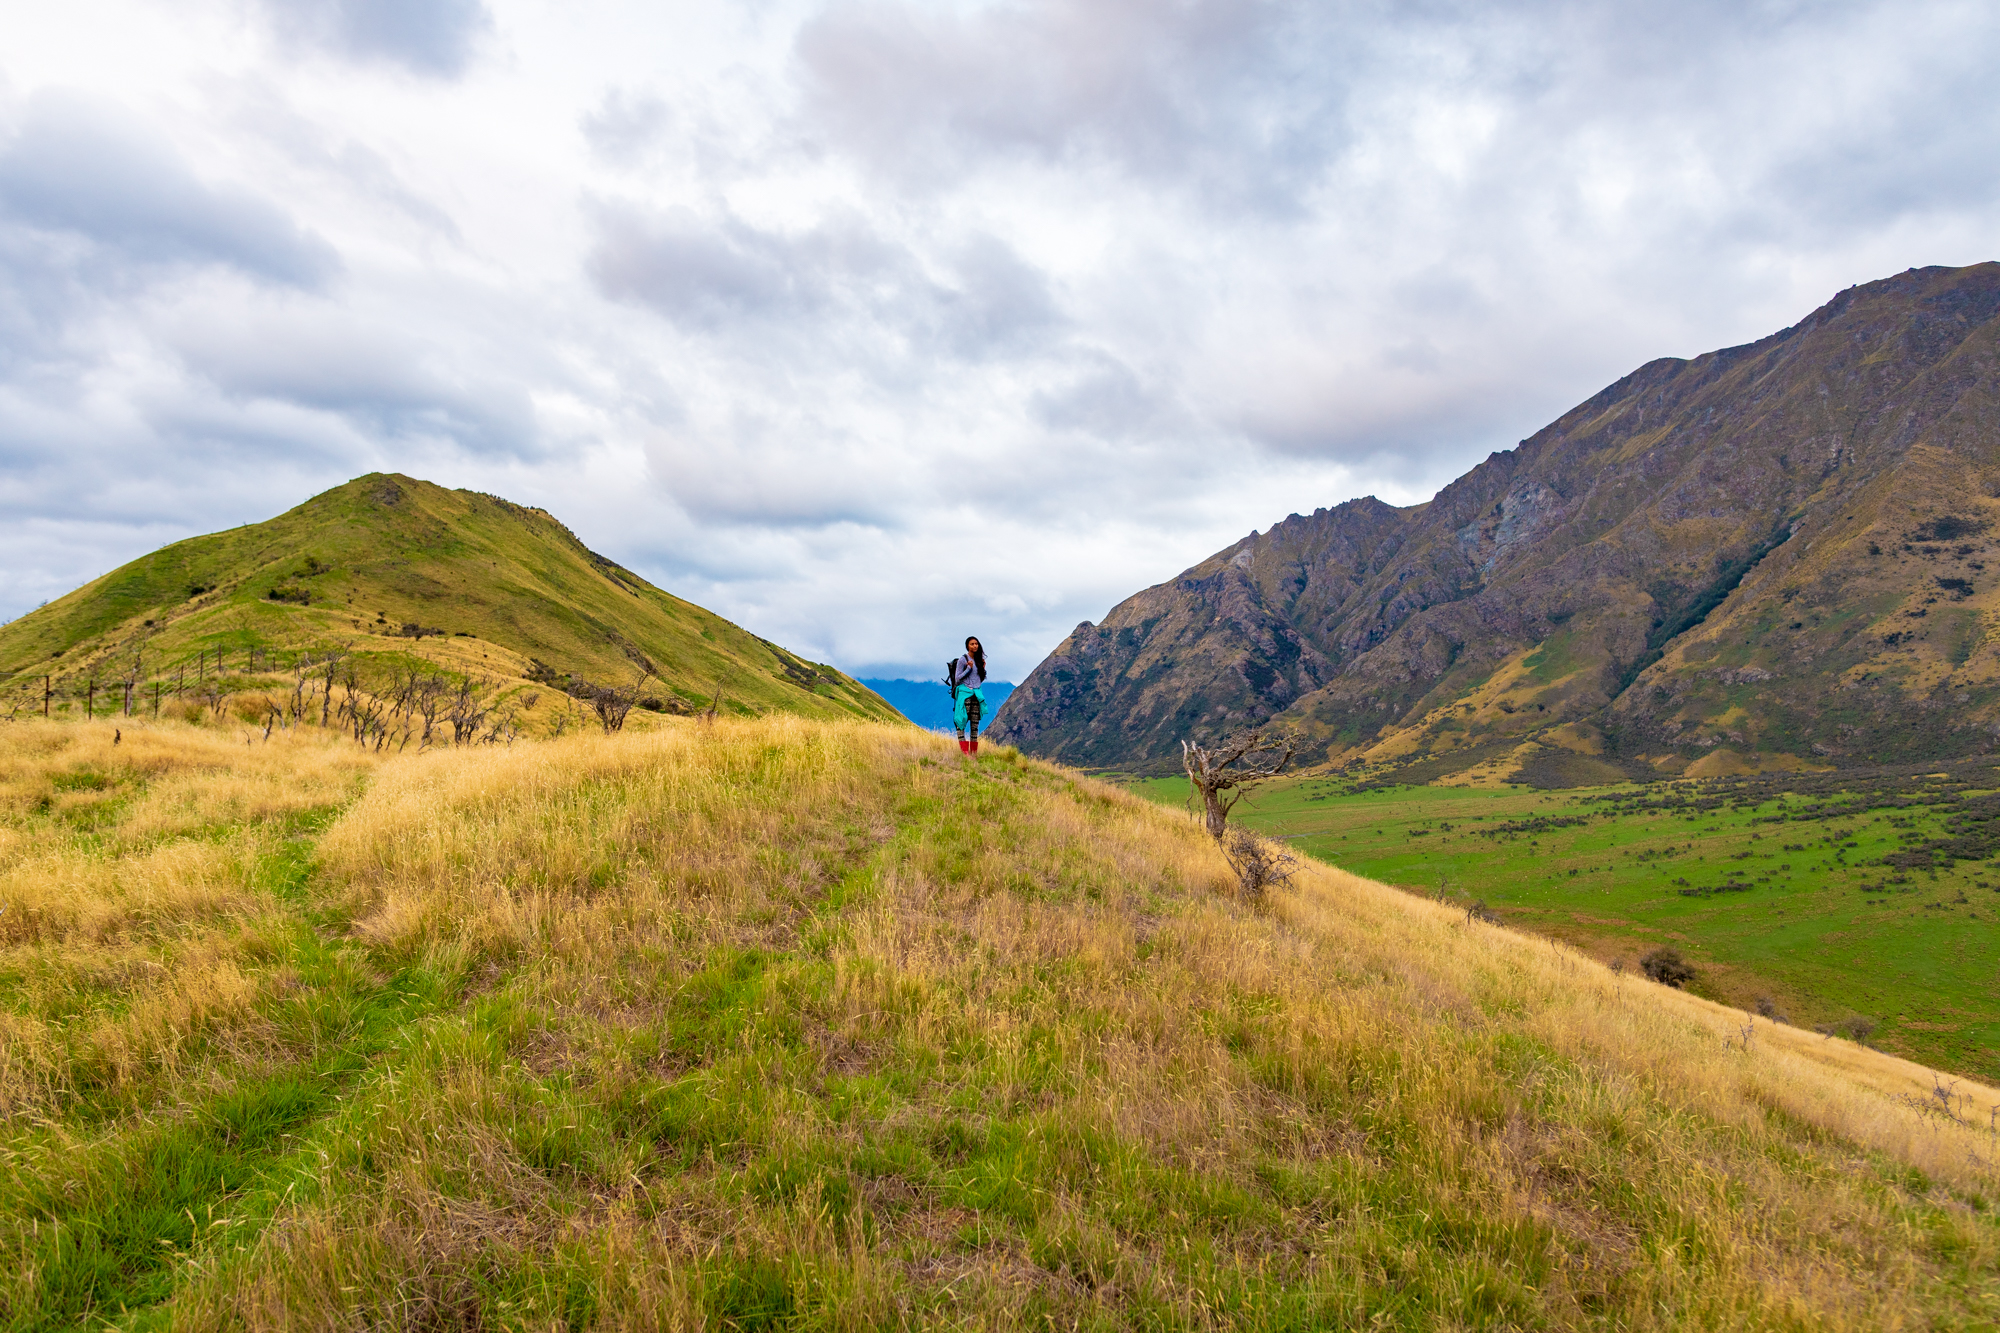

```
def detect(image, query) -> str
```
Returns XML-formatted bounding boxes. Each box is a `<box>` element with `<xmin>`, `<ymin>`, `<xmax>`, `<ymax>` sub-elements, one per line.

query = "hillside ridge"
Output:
<box><xmin>0</xmin><ymin>473</ymin><xmax>899</xmax><ymax>726</ymax></box>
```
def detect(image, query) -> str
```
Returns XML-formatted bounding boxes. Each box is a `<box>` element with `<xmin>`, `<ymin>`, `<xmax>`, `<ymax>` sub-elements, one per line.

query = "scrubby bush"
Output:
<box><xmin>1641</xmin><ymin>947</ymin><xmax>1697</xmax><ymax>988</ymax></box>
<box><xmin>1816</xmin><ymin>1015</ymin><xmax>1879</xmax><ymax>1043</ymax></box>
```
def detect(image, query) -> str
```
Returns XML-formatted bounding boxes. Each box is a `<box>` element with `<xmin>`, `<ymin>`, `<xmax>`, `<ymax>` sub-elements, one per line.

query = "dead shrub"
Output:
<box><xmin>1220</xmin><ymin>827</ymin><xmax>1296</xmax><ymax>900</ymax></box>
<box><xmin>1640</xmin><ymin>947</ymin><xmax>1697</xmax><ymax>988</ymax></box>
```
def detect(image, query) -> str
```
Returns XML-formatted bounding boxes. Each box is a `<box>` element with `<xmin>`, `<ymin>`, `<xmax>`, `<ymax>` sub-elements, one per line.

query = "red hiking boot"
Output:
<box><xmin>958</xmin><ymin>739</ymin><xmax>970</xmax><ymax>754</ymax></box>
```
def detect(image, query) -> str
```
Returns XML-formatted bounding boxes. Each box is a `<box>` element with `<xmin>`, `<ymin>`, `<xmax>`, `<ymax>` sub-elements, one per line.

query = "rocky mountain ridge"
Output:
<box><xmin>993</xmin><ymin>263</ymin><xmax>2000</xmax><ymax>781</ymax></box>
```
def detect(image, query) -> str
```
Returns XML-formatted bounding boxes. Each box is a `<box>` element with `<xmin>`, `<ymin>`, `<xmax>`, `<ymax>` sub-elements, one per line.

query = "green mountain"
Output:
<box><xmin>994</xmin><ymin>262</ymin><xmax>2000</xmax><ymax>781</ymax></box>
<box><xmin>0</xmin><ymin>473</ymin><xmax>900</xmax><ymax>725</ymax></box>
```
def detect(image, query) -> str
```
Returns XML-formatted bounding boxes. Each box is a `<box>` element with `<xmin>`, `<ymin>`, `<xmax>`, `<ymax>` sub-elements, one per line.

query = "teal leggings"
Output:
<box><xmin>952</xmin><ymin>687</ymin><xmax>986</xmax><ymax>739</ymax></box>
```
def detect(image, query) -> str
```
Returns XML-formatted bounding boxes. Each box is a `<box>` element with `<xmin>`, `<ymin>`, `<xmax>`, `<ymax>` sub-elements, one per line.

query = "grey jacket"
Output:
<box><xmin>947</xmin><ymin>653</ymin><xmax>985</xmax><ymax>694</ymax></box>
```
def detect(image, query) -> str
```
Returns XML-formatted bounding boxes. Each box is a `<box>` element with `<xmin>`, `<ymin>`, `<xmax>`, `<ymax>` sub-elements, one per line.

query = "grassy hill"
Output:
<box><xmin>0</xmin><ymin>473</ymin><xmax>898</xmax><ymax>728</ymax></box>
<box><xmin>2</xmin><ymin>715</ymin><xmax>1995</xmax><ymax>1329</ymax></box>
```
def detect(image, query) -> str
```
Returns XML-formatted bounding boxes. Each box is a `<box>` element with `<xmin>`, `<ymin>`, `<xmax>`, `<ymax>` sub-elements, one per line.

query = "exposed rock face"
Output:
<box><xmin>993</xmin><ymin>263</ymin><xmax>2000</xmax><ymax>778</ymax></box>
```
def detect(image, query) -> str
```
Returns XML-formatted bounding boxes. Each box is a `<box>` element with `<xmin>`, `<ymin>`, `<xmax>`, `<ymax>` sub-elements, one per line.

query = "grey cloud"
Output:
<box><xmin>582</xmin><ymin>91</ymin><xmax>674</xmax><ymax>167</ymax></box>
<box><xmin>219</xmin><ymin>83</ymin><xmax>466</xmax><ymax>244</ymax></box>
<box><xmin>1758</xmin><ymin>71</ymin><xmax>2000</xmax><ymax>235</ymax></box>
<box><xmin>258</xmin><ymin>0</ymin><xmax>492</xmax><ymax>77</ymax></box>
<box><xmin>0</xmin><ymin>92</ymin><xmax>340</xmax><ymax>290</ymax></box>
<box><xmin>790</xmin><ymin>0</ymin><xmax>2000</xmax><ymax>256</ymax></box>
<box><xmin>794</xmin><ymin>0</ymin><xmax>1343</xmax><ymax>208</ymax></box>
<box><xmin>171</xmin><ymin>311</ymin><xmax>542</xmax><ymax>460</ymax></box>
<box><xmin>589</xmin><ymin>205</ymin><xmax>832</xmax><ymax>330</ymax></box>
<box><xmin>932</xmin><ymin>235</ymin><xmax>1064</xmax><ymax>358</ymax></box>
<box><xmin>589</xmin><ymin>204</ymin><xmax>1064</xmax><ymax>364</ymax></box>
<box><xmin>645</xmin><ymin>424</ymin><xmax>905</xmax><ymax>532</ymax></box>
<box><xmin>1230</xmin><ymin>360</ymin><xmax>1561</xmax><ymax>473</ymax></box>
<box><xmin>1032</xmin><ymin>353</ymin><xmax>1180</xmax><ymax>440</ymax></box>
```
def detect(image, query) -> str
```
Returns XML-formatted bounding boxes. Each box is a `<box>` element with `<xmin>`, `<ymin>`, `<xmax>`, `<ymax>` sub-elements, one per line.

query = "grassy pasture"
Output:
<box><xmin>0</xmin><ymin>718</ymin><xmax>1996</xmax><ymax>1329</ymax></box>
<box><xmin>1127</xmin><ymin>767</ymin><xmax>2000</xmax><ymax>1084</ymax></box>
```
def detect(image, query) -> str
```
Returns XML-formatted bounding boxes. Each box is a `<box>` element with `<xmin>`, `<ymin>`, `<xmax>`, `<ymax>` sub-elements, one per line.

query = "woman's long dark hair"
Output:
<box><xmin>965</xmin><ymin>636</ymin><xmax>986</xmax><ymax>682</ymax></box>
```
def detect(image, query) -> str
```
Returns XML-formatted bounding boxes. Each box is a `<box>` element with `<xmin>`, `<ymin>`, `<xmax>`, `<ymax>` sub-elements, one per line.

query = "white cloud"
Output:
<box><xmin>1</xmin><ymin>0</ymin><xmax>1997</xmax><ymax>680</ymax></box>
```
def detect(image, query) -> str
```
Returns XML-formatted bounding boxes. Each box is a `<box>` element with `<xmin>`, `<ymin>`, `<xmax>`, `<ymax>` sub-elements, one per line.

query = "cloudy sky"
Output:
<box><xmin>2</xmin><ymin>0</ymin><xmax>1996</xmax><ymax>680</ymax></box>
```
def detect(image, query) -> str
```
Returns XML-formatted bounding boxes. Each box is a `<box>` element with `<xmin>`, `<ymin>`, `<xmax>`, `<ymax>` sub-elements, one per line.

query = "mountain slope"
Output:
<box><xmin>4</xmin><ymin>716</ymin><xmax>1994</xmax><ymax>1328</ymax></box>
<box><xmin>0</xmin><ymin>473</ymin><xmax>899</xmax><ymax>724</ymax></box>
<box><xmin>995</xmin><ymin>262</ymin><xmax>2000</xmax><ymax>778</ymax></box>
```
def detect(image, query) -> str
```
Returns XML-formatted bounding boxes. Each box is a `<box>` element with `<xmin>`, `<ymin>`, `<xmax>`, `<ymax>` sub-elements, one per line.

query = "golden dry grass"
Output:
<box><xmin>0</xmin><ymin>720</ymin><xmax>375</xmax><ymax>1117</ymax></box>
<box><xmin>1</xmin><ymin>716</ymin><xmax>1995</xmax><ymax>1330</ymax></box>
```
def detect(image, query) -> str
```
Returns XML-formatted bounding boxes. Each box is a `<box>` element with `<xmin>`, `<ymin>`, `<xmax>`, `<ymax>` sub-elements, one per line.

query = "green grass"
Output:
<box><xmin>1125</xmin><ymin>770</ymin><xmax>2000</xmax><ymax>1082</ymax></box>
<box><xmin>0</xmin><ymin>819</ymin><xmax>465</xmax><ymax>1332</ymax></box>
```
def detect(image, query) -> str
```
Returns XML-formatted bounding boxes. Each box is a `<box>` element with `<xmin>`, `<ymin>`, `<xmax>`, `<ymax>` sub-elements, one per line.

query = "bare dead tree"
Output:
<box><xmin>575</xmin><ymin>667</ymin><xmax>651</xmax><ymax>735</ymax></box>
<box><xmin>1220</xmin><ymin>827</ymin><xmax>1298</xmax><ymax>900</ymax></box>
<box><xmin>482</xmin><ymin>707</ymin><xmax>519</xmax><ymax>746</ymax></box>
<box><xmin>409</xmin><ymin>673</ymin><xmax>447</xmax><ymax>747</ymax></box>
<box><xmin>347</xmin><ymin>677</ymin><xmax>387</xmax><ymax>745</ymax></box>
<box><xmin>586</xmin><ymin>680</ymin><xmax>637</xmax><ymax>734</ymax></box>
<box><xmin>447</xmin><ymin>676</ymin><xmax>488</xmax><ymax>744</ymax></box>
<box><xmin>289</xmin><ymin>653</ymin><xmax>313</xmax><ymax>723</ymax></box>
<box><xmin>1181</xmin><ymin>727</ymin><xmax>1295</xmax><ymax>842</ymax></box>
<box><xmin>384</xmin><ymin>665</ymin><xmax>427</xmax><ymax>739</ymax></box>
<box><xmin>337</xmin><ymin>663</ymin><xmax>363</xmax><ymax>730</ymax></box>
<box><xmin>318</xmin><ymin>652</ymin><xmax>345</xmax><ymax>728</ymax></box>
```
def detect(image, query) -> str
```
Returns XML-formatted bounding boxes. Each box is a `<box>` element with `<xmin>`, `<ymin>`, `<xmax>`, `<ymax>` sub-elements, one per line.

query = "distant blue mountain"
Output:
<box><xmin>860</xmin><ymin>678</ymin><xmax>1015</xmax><ymax>733</ymax></box>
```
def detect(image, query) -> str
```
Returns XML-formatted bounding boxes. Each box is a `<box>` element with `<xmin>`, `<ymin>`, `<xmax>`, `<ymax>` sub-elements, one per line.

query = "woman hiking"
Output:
<box><xmin>947</xmin><ymin>636</ymin><xmax>988</xmax><ymax>754</ymax></box>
